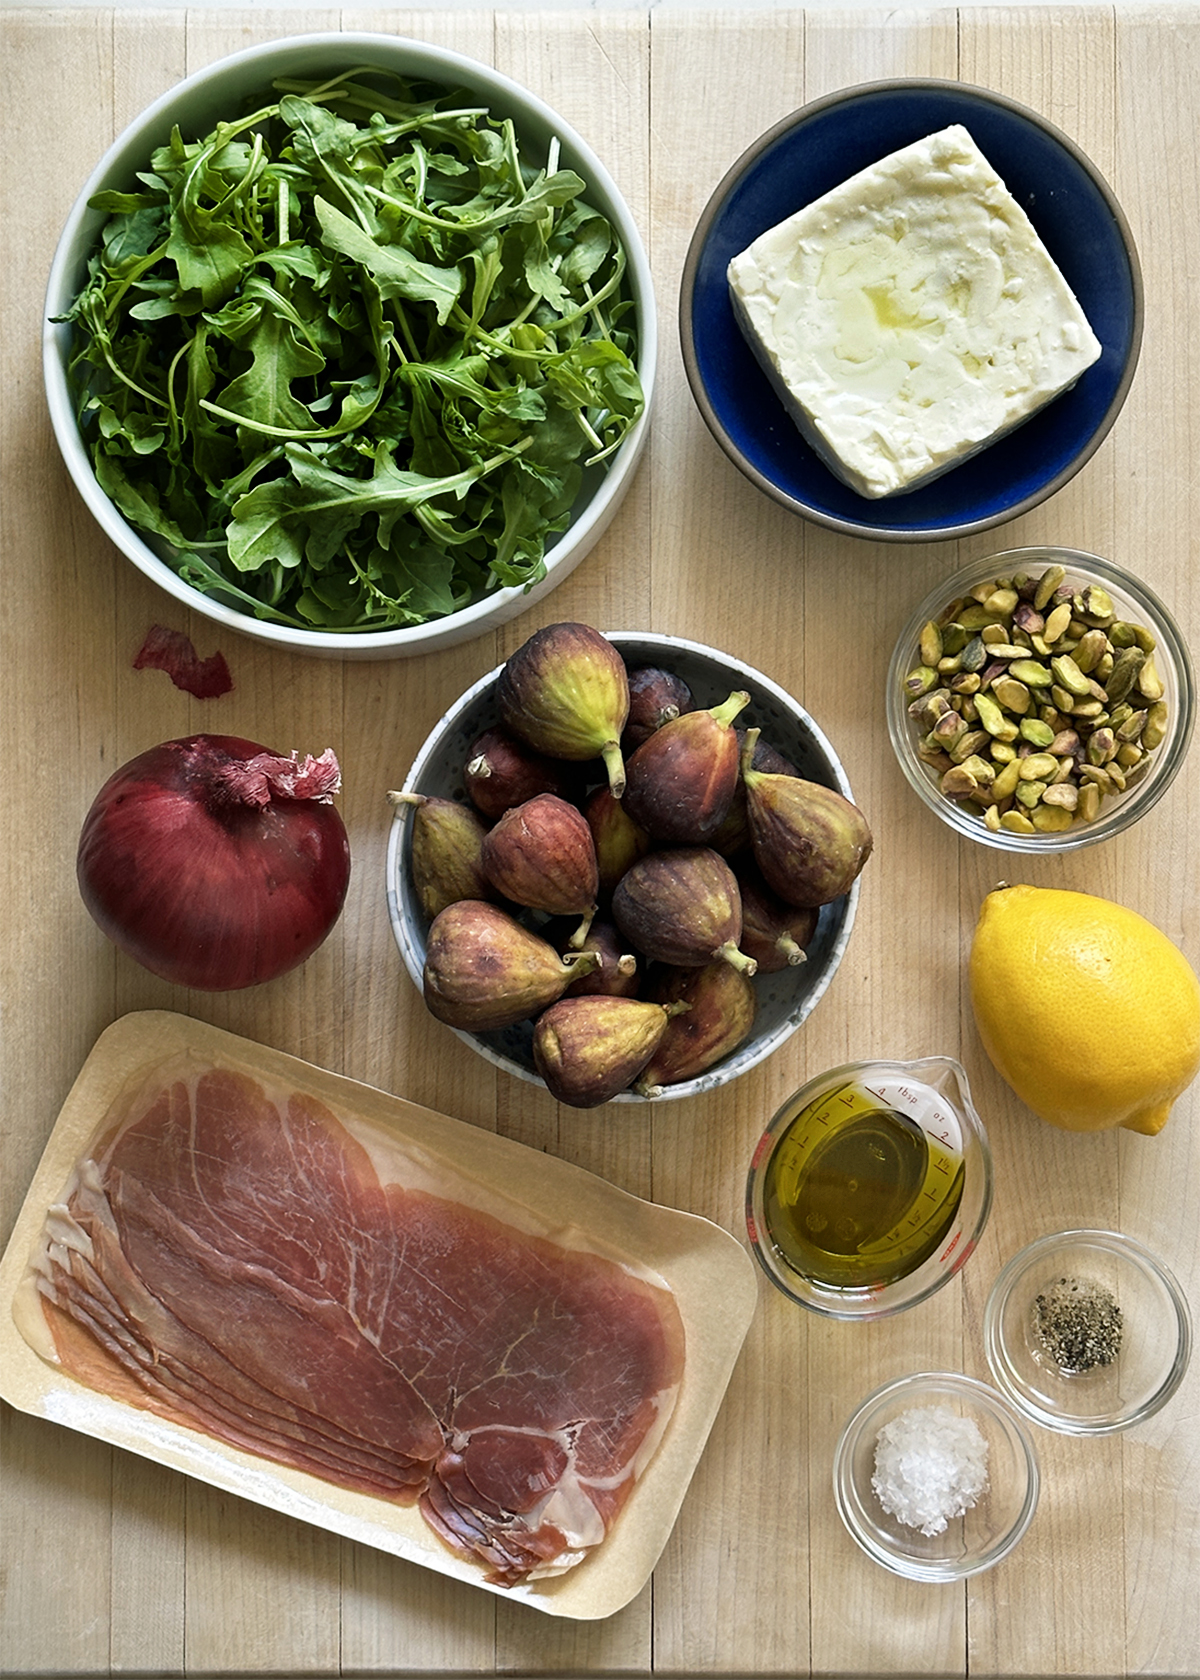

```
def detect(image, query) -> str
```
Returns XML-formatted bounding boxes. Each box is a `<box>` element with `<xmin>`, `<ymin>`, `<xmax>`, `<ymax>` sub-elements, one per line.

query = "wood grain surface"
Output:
<box><xmin>2</xmin><ymin>7</ymin><xmax>1199</xmax><ymax>1676</ymax></box>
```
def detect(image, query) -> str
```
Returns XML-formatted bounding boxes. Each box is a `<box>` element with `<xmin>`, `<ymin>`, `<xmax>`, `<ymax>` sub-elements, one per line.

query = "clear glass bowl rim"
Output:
<box><xmin>885</xmin><ymin>546</ymin><xmax>1197</xmax><ymax>852</ymax></box>
<box><xmin>744</xmin><ymin>1056</ymin><xmax>994</xmax><ymax>1320</ymax></box>
<box><xmin>982</xmin><ymin>1226</ymin><xmax>1193</xmax><ymax>1435</ymax></box>
<box><xmin>832</xmin><ymin>1369</ymin><xmax>1041</xmax><ymax>1581</ymax></box>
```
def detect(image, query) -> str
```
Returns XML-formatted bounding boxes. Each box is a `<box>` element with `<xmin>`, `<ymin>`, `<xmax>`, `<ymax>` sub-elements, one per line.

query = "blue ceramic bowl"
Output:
<box><xmin>680</xmin><ymin>80</ymin><xmax>1143</xmax><ymax>544</ymax></box>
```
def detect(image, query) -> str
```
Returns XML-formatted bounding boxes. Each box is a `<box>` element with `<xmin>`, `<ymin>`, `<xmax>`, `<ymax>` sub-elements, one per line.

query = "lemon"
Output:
<box><xmin>969</xmin><ymin>883</ymin><xmax>1200</xmax><ymax>1135</ymax></box>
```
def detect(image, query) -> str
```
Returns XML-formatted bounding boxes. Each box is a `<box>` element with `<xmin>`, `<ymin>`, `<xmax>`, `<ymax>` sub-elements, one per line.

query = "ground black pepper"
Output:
<box><xmin>1031</xmin><ymin>1274</ymin><xmax>1123</xmax><ymax>1374</ymax></box>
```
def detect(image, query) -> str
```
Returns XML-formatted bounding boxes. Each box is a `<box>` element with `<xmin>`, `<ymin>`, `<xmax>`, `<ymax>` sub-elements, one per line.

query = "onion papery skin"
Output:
<box><xmin>77</xmin><ymin>734</ymin><xmax>352</xmax><ymax>991</ymax></box>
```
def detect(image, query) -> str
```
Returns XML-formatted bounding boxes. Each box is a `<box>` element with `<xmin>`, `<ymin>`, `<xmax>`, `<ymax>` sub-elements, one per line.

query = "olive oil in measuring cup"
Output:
<box><xmin>746</xmin><ymin>1059</ymin><xmax>992</xmax><ymax>1317</ymax></box>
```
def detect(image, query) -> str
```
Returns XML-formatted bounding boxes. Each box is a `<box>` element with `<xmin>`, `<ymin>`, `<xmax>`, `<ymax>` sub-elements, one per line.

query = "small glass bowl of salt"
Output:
<box><xmin>833</xmin><ymin>1372</ymin><xmax>1039</xmax><ymax>1580</ymax></box>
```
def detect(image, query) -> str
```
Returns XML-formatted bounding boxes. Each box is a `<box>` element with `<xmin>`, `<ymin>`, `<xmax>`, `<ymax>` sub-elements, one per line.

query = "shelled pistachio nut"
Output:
<box><xmin>903</xmin><ymin>561</ymin><xmax>1172</xmax><ymax>833</ymax></box>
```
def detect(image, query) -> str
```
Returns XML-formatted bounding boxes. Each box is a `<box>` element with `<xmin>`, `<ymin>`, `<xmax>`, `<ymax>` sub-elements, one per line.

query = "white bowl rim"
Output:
<box><xmin>42</xmin><ymin>31</ymin><xmax>657</xmax><ymax>658</ymax></box>
<box><xmin>832</xmin><ymin>1368</ymin><xmax>1041</xmax><ymax>1581</ymax></box>
<box><xmin>385</xmin><ymin>629</ymin><xmax>862</xmax><ymax>1101</ymax></box>
<box><xmin>680</xmin><ymin>75</ymin><xmax>1144</xmax><ymax>544</ymax></box>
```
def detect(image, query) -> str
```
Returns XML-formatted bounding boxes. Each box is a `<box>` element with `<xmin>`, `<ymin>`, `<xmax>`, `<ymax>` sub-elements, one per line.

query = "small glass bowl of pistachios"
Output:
<box><xmin>886</xmin><ymin>547</ymin><xmax>1195</xmax><ymax>851</ymax></box>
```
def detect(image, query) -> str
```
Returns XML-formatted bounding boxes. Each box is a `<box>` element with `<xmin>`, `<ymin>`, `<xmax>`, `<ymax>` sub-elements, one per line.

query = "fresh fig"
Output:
<box><xmin>390</xmin><ymin>792</ymin><xmax>497</xmax><ymax>922</ymax></box>
<box><xmin>635</xmin><ymin>962</ymin><xmax>758</xmax><ymax>1093</ymax></box>
<box><xmin>611</xmin><ymin>847</ymin><xmax>757</xmax><ymax>974</ymax></box>
<box><xmin>532</xmin><ymin>995</ymin><xmax>683</xmax><ymax>1108</ymax></box>
<box><xmin>422</xmin><ymin>900</ymin><xmax>599</xmax><ymax>1032</ymax></box>
<box><xmin>741</xmin><ymin>729</ymin><xmax>873</xmax><ymax>908</ymax></box>
<box><xmin>622</xmin><ymin>690</ymin><xmax>751</xmax><ymax>844</ymax></box>
<box><xmin>480</xmin><ymin>793</ymin><xmax>599</xmax><ymax>945</ymax></box>
<box><xmin>736</xmin><ymin>864</ymin><xmax>818</xmax><ymax>971</ymax></box>
<box><xmin>622</xmin><ymin>665</ymin><xmax>694</xmax><ymax>751</ymax></box>
<box><xmin>497</xmin><ymin>622</ymin><xmax>630</xmax><ymax>797</ymax></box>
<box><xmin>463</xmin><ymin>726</ymin><xmax>583</xmax><ymax>820</ymax></box>
<box><xmin>559</xmin><ymin>918</ymin><xmax>640</xmax><ymax>998</ymax></box>
<box><xmin>584</xmin><ymin>785</ymin><xmax>651</xmax><ymax>899</ymax></box>
<box><xmin>712</xmin><ymin>730</ymin><xmax>802</xmax><ymax>857</ymax></box>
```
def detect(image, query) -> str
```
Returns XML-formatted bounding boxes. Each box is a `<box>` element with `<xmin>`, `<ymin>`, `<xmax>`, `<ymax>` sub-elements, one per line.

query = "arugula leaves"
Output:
<box><xmin>61</xmin><ymin>71</ymin><xmax>644</xmax><ymax>632</ymax></box>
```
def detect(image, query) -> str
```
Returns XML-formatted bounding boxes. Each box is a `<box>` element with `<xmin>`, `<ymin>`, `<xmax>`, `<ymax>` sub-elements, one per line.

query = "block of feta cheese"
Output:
<box><xmin>726</xmin><ymin>124</ymin><xmax>1102</xmax><ymax>499</ymax></box>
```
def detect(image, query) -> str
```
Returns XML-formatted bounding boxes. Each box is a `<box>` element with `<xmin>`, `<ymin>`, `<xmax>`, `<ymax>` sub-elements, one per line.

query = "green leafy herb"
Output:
<box><xmin>60</xmin><ymin>69</ymin><xmax>645</xmax><ymax>632</ymax></box>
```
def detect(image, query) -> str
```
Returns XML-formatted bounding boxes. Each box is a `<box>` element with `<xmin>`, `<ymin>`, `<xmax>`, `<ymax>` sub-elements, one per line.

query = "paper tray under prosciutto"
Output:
<box><xmin>0</xmin><ymin>1011</ymin><xmax>757</xmax><ymax>1619</ymax></box>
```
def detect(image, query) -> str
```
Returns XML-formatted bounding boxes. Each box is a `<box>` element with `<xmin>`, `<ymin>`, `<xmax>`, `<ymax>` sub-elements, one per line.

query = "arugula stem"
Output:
<box><xmin>197</xmin><ymin>399</ymin><xmax>356</xmax><ymax>441</ymax></box>
<box><xmin>166</xmin><ymin>338</ymin><xmax>191</xmax><ymax>440</ymax></box>
<box><xmin>92</xmin><ymin>332</ymin><xmax>170</xmax><ymax>411</ymax></box>
<box><xmin>357</xmin><ymin>180</ymin><xmax>463</xmax><ymax>233</ymax></box>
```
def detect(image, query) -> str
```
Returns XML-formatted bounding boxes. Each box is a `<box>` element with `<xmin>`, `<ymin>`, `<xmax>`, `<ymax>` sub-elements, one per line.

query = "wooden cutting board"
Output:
<box><xmin>2</xmin><ymin>6</ymin><xmax>1199</xmax><ymax>1676</ymax></box>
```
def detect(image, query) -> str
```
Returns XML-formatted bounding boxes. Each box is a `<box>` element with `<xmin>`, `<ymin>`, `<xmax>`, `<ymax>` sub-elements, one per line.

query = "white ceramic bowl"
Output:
<box><xmin>43</xmin><ymin>34</ymin><xmax>655</xmax><ymax>660</ymax></box>
<box><xmin>386</xmin><ymin>631</ymin><xmax>862</xmax><ymax>1102</ymax></box>
<box><xmin>834</xmin><ymin>1372</ymin><xmax>1040</xmax><ymax>1581</ymax></box>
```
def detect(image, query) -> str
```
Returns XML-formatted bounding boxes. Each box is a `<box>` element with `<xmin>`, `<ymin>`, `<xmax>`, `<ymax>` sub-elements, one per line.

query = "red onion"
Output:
<box><xmin>77</xmin><ymin>734</ymin><xmax>351</xmax><ymax>991</ymax></box>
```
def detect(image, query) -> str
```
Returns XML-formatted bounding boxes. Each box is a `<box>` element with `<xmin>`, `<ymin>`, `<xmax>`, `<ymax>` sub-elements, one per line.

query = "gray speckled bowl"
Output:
<box><xmin>386</xmin><ymin>631</ymin><xmax>861</xmax><ymax>1102</ymax></box>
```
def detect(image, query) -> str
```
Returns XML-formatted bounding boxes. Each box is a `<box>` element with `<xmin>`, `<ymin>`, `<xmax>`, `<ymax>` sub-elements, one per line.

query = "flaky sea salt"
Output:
<box><xmin>871</xmin><ymin>1404</ymin><xmax>989</xmax><ymax>1536</ymax></box>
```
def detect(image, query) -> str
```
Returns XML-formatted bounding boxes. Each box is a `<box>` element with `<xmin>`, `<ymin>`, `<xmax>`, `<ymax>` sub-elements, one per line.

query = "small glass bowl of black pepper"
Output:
<box><xmin>984</xmin><ymin>1229</ymin><xmax>1192</xmax><ymax>1434</ymax></box>
<box><xmin>886</xmin><ymin>547</ymin><xmax>1196</xmax><ymax>852</ymax></box>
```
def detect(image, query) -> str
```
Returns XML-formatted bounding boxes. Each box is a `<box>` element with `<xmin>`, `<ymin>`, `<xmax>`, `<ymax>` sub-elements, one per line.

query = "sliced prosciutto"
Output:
<box><xmin>28</xmin><ymin>1061</ymin><xmax>686</xmax><ymax>1585</ymax></box>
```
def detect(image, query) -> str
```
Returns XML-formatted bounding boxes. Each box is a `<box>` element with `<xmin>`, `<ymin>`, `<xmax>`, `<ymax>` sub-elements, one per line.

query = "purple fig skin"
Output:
<box><xmin>497</xmin><ymin>622</ymin><xmax>630</xmax><ymax>797</ymax></box>
<box><xmin>635</xmin><ymin>962</ymin><xmax>758</xmax><ymax>1093</ymax></box>
<box><xmin>532</xmin><ymin>994</ymin><xmax>677</xmax><ymax>1108</ymax></box>
<box><xmin>422</xmin><ymin>901</ymin><xmax>600</xmax><ymax>1031</ymax></box>
<box><xmin>611</xmin><ymin>846</ymin><xmax>757</xmax><ymax>974</ymax></box>
<box><xmin>735</xmin><ymin>726</ymin><xmax>801</xmax><ymax>779</ymax></box>
<box><xmin>463</xmin><ymin>726</ymin><xmax>583</xmax><ymax>820</ymax></box>
<box><xmin>480</xmin><ymin>793</ymin><xmax>599</xmax><ymax>940</ymax></box>
<box><xmin>622</xmin><ymin>665</ymin><xmax>695</xmax><ymax>751</ymax></box>
<box><xmin>735</xmin><ymin>865</ymin><xmax>817</xmax><ymax>972</ymax></box>
<box><xmin>709</xmin><ymin>789</ymin><xmax>750</xmax><ymax>858</ymax></box>
<box><xmin>584</xmin><ymin>785</ymin><xmax>651</xmax><ymax>898</ymax></box>
<box><xmin>392</xmin><ymin>792</ymin><xmax>498</xmax><ymax>921</ymax></box>
<box><xmin>741</xmin><ymin>730</ymin><xmax>873</xmax><ymax>909</ymax></box>
<box><xmin>622</xmin><ymin>690</ymin><xmax>751</xmax><ymax>844</ymax></box>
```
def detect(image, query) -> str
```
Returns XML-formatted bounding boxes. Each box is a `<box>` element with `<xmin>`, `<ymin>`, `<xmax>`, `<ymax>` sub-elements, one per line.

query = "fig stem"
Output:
<box><xmin>387</xmin><ymin>790</ymin><xmax>425</xmax><ymax>812</ymax></box>
<box><xmin>738</xmin><ymin>727</ymin><xmax>761</xmax><ymax>779</ymax></box>
<box><xmin>716</xmin><ymin>941</ymin><xmax>757</xmax><ymax>976</ymax></box>
<box><xmin>600</xmin><ymin>740</ymin><xmax>627</xmax><ymax>799</ymax></box>
<box><xmin>713</xmin><ymin>690</ymin><xmax>752</xmax><ymax>729</ymax></box>
<box><xmin>561</xmin><ymin>947</ymin><xmax>603</xmax><ymax>978</ymax></box>
<box><xmin>567</xmin><ymin>905</ymin><xmax>599</xmax><ymax>950</ymax></box>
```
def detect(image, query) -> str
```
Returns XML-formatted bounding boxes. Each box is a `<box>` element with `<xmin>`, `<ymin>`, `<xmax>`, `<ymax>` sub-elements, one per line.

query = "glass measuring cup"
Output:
<box><xmin>745</xmin><ymin>1057</ymin><xmax>993</xmax><ymax>1319</ymax></box>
